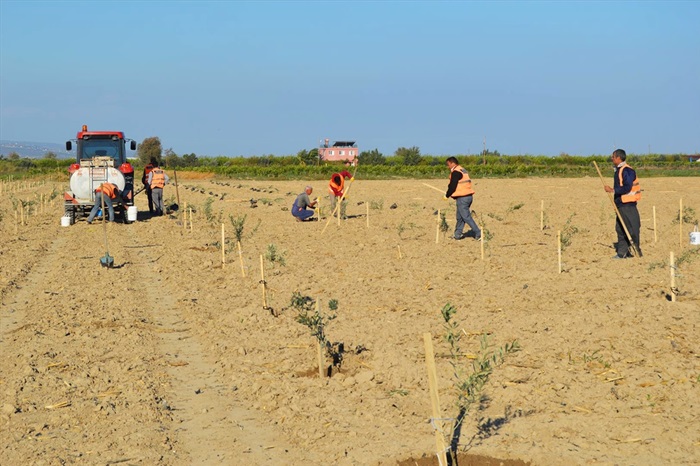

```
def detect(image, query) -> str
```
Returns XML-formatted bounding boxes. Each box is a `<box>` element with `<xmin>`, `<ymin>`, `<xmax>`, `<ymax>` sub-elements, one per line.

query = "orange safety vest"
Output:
<box><xmin>449</xmin><ymin>165</ymin><xmax>475</xmax><ymax>198</ymax></box>
<box><xmin>150</xmin><ymin>168</ymin><xmax>166</xmax><ymax>189</ymax></box>
<box><xmin>96</xmin><ymin>183</ymin><xmax>118</xmax><ymax>199</ymax></box>
<box><xmin>142</xmin><ymin>163</ymin><xmax>154</xmax><ymax>185</ymax></box>
<box><xmin>329</xmin><ymin>173</ymin><xmax>344</xmax><ymax>197</ymax></box>
<box><xmin>619</xmin><ymin>165</ymin><xmax>641</xmax><ymax>203</ymax></box>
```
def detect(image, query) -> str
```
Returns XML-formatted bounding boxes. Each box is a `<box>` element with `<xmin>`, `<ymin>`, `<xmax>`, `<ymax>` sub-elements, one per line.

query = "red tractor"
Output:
<box><xmin>63</xmin><ymin>125</ymin><xmax>137</xmax><ymax>224</ymax></box>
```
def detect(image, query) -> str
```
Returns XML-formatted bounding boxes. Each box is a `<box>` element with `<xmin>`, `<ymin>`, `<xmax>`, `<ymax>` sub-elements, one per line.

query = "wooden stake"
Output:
<box><xmin>366</xmin><ymin>202</ymin><xmax>369</xmax><ymax>228</ymax></box>
<box><xmin>316</xmin><ymin>299</ymin><xmax>324</xmax><ymax>378</ymax></box>
<box><xmin>189</xmin><ymin>207</ymin><xmax>193</xmax><ymax>232</ymax></box>
<box><xmin>422</xmin><ymin>183</ymin><xmax>444</xmax><ymax>194</ymax></box>
<box><xmin>397</xmin><ymin>245</ymin><xmax>402</xmax><ymax>259</ymax></box>
<box><xmin>423</xmin><ymin>333</ymin><xmax>449</xmax><ymax>466</ymax></box>
<box><xmin>19</xmin><ymin>202</ymin><xmax>24</xmax><ymax>226</ymax></box>
<box><xmin>14</xmin><ymin>209</ymin><xmax>18</xmax><ymax>235</ymax></box>
<box><xmin>480</xmin><ymin>229</ymin><xmax>485</xmax><ymax>261</ymax></box>
<box><xmin>679</xmin><ymin>198</ymin><xmax>683</xmax><ymax>249</ymax></box>
<box><xmin>260</xmin><ymin>255</ymin><xmax>267</xmax><ymax>309</ymax></box>
<box><xmin>221</xmin><ymin>223</ymin><xmax>226</xmax><ymax>269</ymax></box>
<box><xmin>653</xmin><ymin>206</ymin><xmax>657</xmax><ymax>243</ymax></box>
<box><xmin>435</xmin><ymin>209</ymin><xmax>440</xmax><ymax>244</ymax></box>
<box><xmin>557</xmin><ymin>230</ymin><xmax>562</xmax><ymax>274</ymax></box>
<box><xmin>540</xmin><ymin>200</ymin><xmax>544</xmax><ymax>230</ymax></box>
<box><xmin>183</xmin><ymin>201</ymin><xmax>188</xmax><ymax>230</ymax></box>
<box><xmin>237</xmin><ymin>241</ymin><xmax>246</xmax><ymax>277</ymax></box>
<box><xmin>670</xmin><ymin>251</ymin><xmax>676</xmax><ymax>303</ymax></box>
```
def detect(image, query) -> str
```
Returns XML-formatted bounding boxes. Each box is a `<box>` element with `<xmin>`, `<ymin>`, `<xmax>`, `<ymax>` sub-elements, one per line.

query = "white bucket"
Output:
<box><xmin>690</xmin><ymin>226</ymin><xmax>700</xmax><ymax>246</ymax></box>
<box><xmin>60</xmin><ymin>216</ymin><xmax>71</xmax><ymax>227</ymax></box>
<box><xmin>127</xmin><ymin>206</ymin><xmax>138</xmax><ymax>222</ymax></box>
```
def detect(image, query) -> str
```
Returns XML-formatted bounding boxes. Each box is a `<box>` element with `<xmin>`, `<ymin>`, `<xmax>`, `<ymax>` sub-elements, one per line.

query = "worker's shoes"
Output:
<box><xmin>611</xmin><ymin>254</ymin><xmax>631</xmax><ymax>260</ymax></box>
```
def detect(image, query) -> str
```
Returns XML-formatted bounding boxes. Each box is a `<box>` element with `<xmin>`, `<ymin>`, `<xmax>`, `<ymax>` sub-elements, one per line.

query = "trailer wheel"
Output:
<box><xmin>64</xmin><ymin>204</ymin><xmax>76</xmax><ymax>225</ymax></box>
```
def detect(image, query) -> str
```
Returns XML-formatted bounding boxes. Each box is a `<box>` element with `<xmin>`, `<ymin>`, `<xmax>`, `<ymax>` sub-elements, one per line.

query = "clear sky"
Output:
<box><xmin>1</xmin><ymin>0</ymin><xmax>698</xmax><ymax>157</ymax></box>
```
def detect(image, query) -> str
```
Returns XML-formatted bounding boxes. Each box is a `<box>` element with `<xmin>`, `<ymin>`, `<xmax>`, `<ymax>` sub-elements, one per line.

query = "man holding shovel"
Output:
<box><xmin>604</xmin><ymin>149</ymin><xmax>642</xmax><ymax>259</ymax></box>
<box><xmin>445</xmin><ymin>157</ymin><xmax>481</xmax><ymax>241</ymax></box>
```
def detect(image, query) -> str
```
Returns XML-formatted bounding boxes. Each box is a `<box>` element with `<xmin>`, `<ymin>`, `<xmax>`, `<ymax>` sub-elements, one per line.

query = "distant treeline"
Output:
<box><xmin>1</xmin><ymin>152</ymin><xmax>698</xmax><ymax>180</ymax></box>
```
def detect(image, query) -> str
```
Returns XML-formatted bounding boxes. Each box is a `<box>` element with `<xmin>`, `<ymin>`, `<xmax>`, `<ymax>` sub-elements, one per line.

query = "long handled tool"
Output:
<box><xmin>593</xmin><ymin>161</ymin><xmax>640</xmax><ymax>258</ymax></box>
<box><xmin>99</xmin><ymin>188</ymin><xmax>114</xmax><ymax>268</ymax></box>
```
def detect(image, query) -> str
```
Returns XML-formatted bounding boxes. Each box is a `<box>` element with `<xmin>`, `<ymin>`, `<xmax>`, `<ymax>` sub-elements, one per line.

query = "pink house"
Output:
<box><xmin>318</xmin><ymin>139</ymin><xmax>358</xmax><ymax>164</ymax></box>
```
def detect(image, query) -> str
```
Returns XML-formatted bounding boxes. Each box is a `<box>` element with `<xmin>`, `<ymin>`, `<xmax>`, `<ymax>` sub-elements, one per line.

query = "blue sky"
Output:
<box><xmin>1</xmin><ymin>0</ymin><xmax>698</xmax><ymax>157</ymax></box>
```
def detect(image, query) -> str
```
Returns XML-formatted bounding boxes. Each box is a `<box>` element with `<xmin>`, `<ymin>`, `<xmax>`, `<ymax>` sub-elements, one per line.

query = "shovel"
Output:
<box><xmin>98</xmin><ymin>185</ymin><xmax>114</xmax><ymax>268</ymax></box>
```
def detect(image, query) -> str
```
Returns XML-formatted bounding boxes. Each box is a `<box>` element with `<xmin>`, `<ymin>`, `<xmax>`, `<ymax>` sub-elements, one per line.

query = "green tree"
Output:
<box><xmin>43</xmin><ymin>151</ymin><xmax>57</xmax><ymax>160</ymax></box>
<box><xmin>296</xmin><ymin>148</ymin><xmax>318</xmax><ymax>166</ymax></box>
<box><xmin>395</xmin><ymin>146</ymin><xmax>422</xmax><ymax>166</ymax></box>
<box><xmin>182</xmin><ymin>152</ymin><xmax>199</xmax><ymax>167</ymax></box>
<box><xmin>164</xmin><ymin>148</ymin><xmax>182</xmax><ymax>168</ymax></box>
<box><xmin>138</xmin><ymin>137</ymin><xmax>162</xmax><ymax>165</ymax></box>
<box><xmin>358</xmin><ymin>148</ymin><xmax>386</xmax><ymax>165</ymax></box>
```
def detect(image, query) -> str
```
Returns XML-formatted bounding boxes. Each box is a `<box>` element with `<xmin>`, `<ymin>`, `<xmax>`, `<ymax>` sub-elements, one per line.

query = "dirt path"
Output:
<box><xmin>125</xmin><ymin>230</ymin><xmax>300</xmax><ymax>465</ymax></box>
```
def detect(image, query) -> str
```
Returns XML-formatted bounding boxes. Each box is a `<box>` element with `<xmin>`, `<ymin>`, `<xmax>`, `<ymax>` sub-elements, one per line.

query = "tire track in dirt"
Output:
<box><xmin>127</xmin><ymin>228</ymin><xmax>300</xmax><ymax>465</ymax></box>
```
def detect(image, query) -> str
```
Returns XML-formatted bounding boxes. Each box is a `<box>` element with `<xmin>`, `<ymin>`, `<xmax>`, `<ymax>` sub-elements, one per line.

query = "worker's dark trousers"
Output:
<box><xmin>615</xmin><ymin>203</ymin><xmax>642</xmax><ymax>257</ymax></box>
<box><xmin>152</xmin><ymin>188</ymin><xmax>164</xmax><ymax>216</ymax></box>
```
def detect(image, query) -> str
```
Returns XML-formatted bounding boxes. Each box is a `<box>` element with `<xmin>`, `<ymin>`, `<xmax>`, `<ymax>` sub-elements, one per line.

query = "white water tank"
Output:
<box><xmin>69</xmin><ymin>167</ymin><xmax>125</xmax><ymax>200</ymax></box>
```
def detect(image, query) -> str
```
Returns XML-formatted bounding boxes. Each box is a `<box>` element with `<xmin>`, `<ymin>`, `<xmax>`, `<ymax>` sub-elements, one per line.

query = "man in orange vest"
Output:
<box><xmin>141</xmin><ymin>157</ymin><xmax>156</xmax><ymax>214</ymax></box>
<box><xmin>328</xmin><ymin>170</ymin><xmax>353</xmax><ymax>215</ymax></box>
<box><xmin>445</xmin><ymin>157</ymin><xmax>481</xmax><ymax>241</ymax></box>
<box><xmin>604</xmin><ymin>149</ymin><xmax>642</xmax><ymax>258</ymax></box>
<box><xmin>87</xmin><ymin>183</ymin><xmax>120</xmax><ymax>224</ymax></box>
<box><xmin>147</xmin><ymin>162</ymin><xmax>170</xmax><ymax>216</ymax></box>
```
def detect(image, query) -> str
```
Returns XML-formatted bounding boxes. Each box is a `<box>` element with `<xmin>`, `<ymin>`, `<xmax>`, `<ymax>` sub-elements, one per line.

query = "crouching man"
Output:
<box><xmin>292</xmin><ymin>186</ymin><xmax>318</xmax><ymax>222</ymax></box>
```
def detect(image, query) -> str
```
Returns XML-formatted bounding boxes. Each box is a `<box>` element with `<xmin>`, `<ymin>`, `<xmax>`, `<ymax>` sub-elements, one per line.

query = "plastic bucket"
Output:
<box><xmin>127</xmin><ymin>206</ymin><xmax>138</xmax><ymax>222</ymax></box>
<box><xmin>690</xmin><ymin>226</ymin><xmax>700</xmax><ymax>246</ymax></box>
<box><xmin>60</xmin><ymin>216</ymin><xmax>71</xmax><ymax>227</ymax></box>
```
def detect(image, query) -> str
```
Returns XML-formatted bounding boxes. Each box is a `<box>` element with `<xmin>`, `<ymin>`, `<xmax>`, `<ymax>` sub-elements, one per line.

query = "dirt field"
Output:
<box><xmin>1</xmin><ymin>174</ymin><xmax>699</xmax><ymax>466</ymax></box>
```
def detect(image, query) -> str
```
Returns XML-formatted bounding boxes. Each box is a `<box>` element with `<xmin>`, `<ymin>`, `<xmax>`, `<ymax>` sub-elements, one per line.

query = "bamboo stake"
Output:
<box><xmin>558</xmin><ymin>230</ymin><xmax>562</xmax><ymax>274</ymax></box>
<box><xmin>237</xmin><ymin>241</ymin><xmax>246</xmax><ymax>277</ymax></box>
<box><xmin>260</xmin><ymin>255</ymin><xmax>267</xmax><ymax>309</ymax></box>
<box><xmin>316</xmin><ymin>299</ymin><xmax>324</xmax><ymax>378</ymax></box>
<box><xmin>423</xmin><ymin>333</ymin><xmax>449</xmax><ymax>466</ymax></box>
<box><xmin>593</xmin><ymin>161</ymin><xmax>640</xmax><ymax>257</ymax></box>
<box><xmin>653</xmin><ymin>206</ymin><xmax>657</xmax><ymax>243</ymax></box>
<box><xmin>540</xmin><ymin>200</ymin><xmax>544</xmax><ymax>230</ymax></box>
<box><xmin>435</xmin><ymin>209</ymin><xmax>440</xmax><ymax>244</ymax></box>
<box><xmin>679</xmin><ymin>198</ymin><xmax>683</xmax><ymax>249</ymax></box>
<box><xmin>670</xmin><ymin>251</ymin><xmax>676</xmax><ymax>303</ymax></box>
<box><xmin>221</xmin><ymin>223</ymin><xmax>226</xmax><ymax>269</ymax></box>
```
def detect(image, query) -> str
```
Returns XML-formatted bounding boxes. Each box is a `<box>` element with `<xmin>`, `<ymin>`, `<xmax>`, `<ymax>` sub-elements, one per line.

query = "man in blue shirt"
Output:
<box><xmin>604</xmin><ymin>149</ymin><xmax>642</xmax><ymax>259</ymax></box>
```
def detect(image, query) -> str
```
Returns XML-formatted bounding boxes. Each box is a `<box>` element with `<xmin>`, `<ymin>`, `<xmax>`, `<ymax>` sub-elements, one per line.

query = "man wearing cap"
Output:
<box><xmin>292</xmin><ymin>186</ymin><xmax>318</xmax><ymax>222</ymax></box>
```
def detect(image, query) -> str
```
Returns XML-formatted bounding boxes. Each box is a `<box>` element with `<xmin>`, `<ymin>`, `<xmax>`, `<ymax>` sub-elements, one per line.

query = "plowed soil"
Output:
<box><xmin>1</xmin><ymin>174</ymin><xmax>699</xmax><ymax>466</ymax></box>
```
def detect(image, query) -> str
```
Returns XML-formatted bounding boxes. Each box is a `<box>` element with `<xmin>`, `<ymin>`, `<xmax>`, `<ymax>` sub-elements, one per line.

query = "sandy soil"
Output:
<box><xmin>1</xmin><ymin>174</ymin><xmax>699</xmax><ymax>466</ymax></box>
